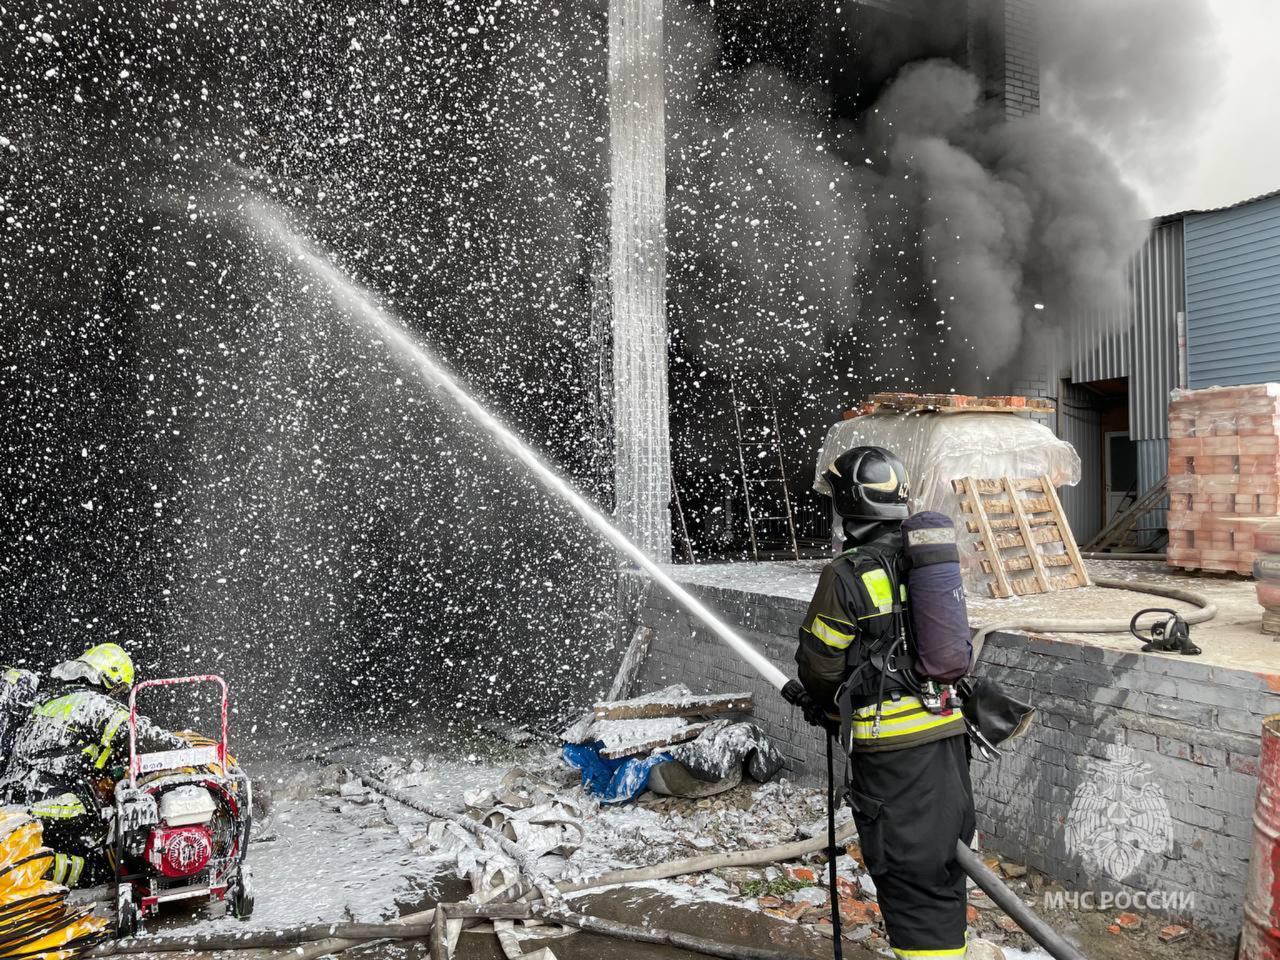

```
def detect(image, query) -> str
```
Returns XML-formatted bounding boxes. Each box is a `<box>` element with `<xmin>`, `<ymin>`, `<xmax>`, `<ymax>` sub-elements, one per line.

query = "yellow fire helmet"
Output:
<box><xmin>51</xmin><ymin>643</ymin><xmax>135</xmax><ymax>693</ymax></box>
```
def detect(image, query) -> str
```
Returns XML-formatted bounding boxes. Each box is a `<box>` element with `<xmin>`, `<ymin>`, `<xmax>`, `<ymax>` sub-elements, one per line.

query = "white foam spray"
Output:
<box><xmin>248</xmin><ymin>202</ymin><xmax>790</xmax><ymax>693</ymax></box>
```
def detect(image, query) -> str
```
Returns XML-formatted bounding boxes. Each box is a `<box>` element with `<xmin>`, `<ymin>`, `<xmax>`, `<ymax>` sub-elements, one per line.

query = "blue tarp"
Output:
<box><xmin>562</xmin><ymin>742</ymin><xmax>672</xmax><ymax>804</ymax></box>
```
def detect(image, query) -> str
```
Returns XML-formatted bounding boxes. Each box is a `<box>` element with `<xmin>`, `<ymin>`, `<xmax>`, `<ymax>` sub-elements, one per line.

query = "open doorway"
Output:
<box><xmin>1058</xmin><ymin>377</ymin><xmax>1134</xmax><ymax>541</ymax></box>
<box><xmin>1104</xmin><ymin>429</ymin><xmax>1139</xmax><ymax>524</ymax></box>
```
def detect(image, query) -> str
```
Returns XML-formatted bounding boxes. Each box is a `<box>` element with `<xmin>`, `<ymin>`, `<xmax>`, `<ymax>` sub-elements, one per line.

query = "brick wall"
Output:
<box><xmin>976</xmin><ymin>631</ymin><xmax>1270</xmax><ymax>934</ymax></box>
<box><xmin>1000</xmin><ymin>0</ymin><xmax>1040</xmax><ymax>118</ymax></box>
<box><xmin>967</xmin><ymin>0</ymin><xmax>1040</xmax><ymax>119</ymax></box>
<box><xmin>629</xmin><ymin>573</ymin><xmax>1272</xmax><ymax>934</ymax></box>
<box><xmin>1010</xmin><ymin>369</ymin><xmax>1053</xmax><ymax>429</ymax></box>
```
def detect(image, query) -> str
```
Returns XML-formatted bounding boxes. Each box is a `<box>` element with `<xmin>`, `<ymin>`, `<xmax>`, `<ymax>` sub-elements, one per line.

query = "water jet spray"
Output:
<box><xmin>249</xmin><ymin>203</ymin><xmax>1086</xmax><ymax>960</ymax></box>
<box><xmin>249</xmin><ymin>202</ymin><xmax>790</xmax><ymax>694</ymax></box>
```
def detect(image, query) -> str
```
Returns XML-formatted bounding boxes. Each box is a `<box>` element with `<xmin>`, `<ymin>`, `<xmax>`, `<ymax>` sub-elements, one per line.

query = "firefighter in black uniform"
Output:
<box><xmin>792</xmin><ymin>446</ymin><xmax>976</xmax><ymax>960</ymax></box>
<box><xmin>1</xmin><ymin>644</ymin><xmax>185</xmax><ymax>887</ymax></box>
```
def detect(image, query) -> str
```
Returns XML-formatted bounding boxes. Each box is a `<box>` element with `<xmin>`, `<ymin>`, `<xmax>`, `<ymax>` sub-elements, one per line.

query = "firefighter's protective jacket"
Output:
<box><xmin>0</xmin><ymin>669</ymin><xmax>39</xmax><ymax>764</ymax></box>
<box><xmin>796</xmin><ymin>529</ymin><xmax>965</xmax><ymax>753</ymax></box>
<box><xmin>7</xmin><ymin>683</ymin><xmax>184</xmax><ymax>782</ymax></box>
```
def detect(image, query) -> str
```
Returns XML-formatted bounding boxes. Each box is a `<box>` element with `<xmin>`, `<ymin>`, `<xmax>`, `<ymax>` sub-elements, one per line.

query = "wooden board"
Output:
<box><xmin>597</xmin><ymin>722</ymin><xmax>711</xmax><ymax>759</ymax></box>
<box><xmin>606</xmin><ymin>626</ymin><xmax>653</xmax><ymax>702</ymax></box>
<box><xmin>1003</xmin><ymin>476</ymin><xmax>1051</xmax><ymax>593</ymax></box>
<box><xmin>953</xmin><ymin>475</ymin><xmax>1089</xmax><ymax>599</ymax></box>
<box><xmin>593</xmin><ymin>692</ymin><xmax>754</xmax><ymax>722</ymax></box>
<box><xmin>981</xmin><ymin>554</ymin><xmax>1072</xmax><ymax>574</ymax></box>
<box><xmin>1040</xmin><ymin>475</ymin><xmax>1091</xmax><ymax>587</ymax></box>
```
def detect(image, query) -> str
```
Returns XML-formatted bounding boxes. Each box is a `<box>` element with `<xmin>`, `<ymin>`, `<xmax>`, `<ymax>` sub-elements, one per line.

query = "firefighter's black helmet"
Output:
<box><xmin>824</xmin><ymin>446</ymin><xmax>910</xmax><ymax>521</ymax></box>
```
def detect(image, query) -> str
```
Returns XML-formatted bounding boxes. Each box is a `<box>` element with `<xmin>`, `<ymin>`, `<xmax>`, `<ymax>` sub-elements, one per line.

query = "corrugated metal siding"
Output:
<box><xmin>1130</xmin><ymin>221</ymin><xmax>1183</xmax><ymax>441</ymax></box>
<box><xmin>1185</xmin><ymin>194</ymin><xmax>1280</xmax><ymax>388</ymax></box>
<box><xmin>1069</xmin><ymin>220</ymin><xmax>1184</xmax><ymax>442</ymax></box>
<box><xmin>1071</xmin><ymin>318</ymin><xmax>1129</xmax><ymax>384</ymax></box>
<box><xmin>1056</xmin><ymin>384</ymin><xmax>1104</xmax><ymax>543</ymax></box>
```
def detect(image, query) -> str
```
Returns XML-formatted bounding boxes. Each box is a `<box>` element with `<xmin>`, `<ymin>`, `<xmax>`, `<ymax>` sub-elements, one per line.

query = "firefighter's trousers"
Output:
<box><xmin>846</xmin><ymin>733</ymin><xmax>975</xmax><ymax>960</ymax></box>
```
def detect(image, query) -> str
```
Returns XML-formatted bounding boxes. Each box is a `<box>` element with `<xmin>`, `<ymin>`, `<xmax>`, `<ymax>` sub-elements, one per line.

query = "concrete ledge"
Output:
<box><xmin>627</xmin><ymin>567</ymin><xmax>1269</xmax><ymax>936</ymax></box>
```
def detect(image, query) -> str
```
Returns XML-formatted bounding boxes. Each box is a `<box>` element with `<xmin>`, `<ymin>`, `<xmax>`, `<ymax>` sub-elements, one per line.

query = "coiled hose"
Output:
<box><xmin>971</xmin><ymin>576</ymin><xmax>1217</xmax><ymax>663</ymax></box>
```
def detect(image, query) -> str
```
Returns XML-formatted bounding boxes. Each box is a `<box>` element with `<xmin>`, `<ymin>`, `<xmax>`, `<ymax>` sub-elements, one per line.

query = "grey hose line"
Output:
<box><xmin>954</xmin><ymin>844</ymin><xmax>1088</xmax><ymax>960</ymax></box>
<box><xmin>970</xmin><ymin>578</ymin><xmax>1217</xmax><ymax>668</ymax></box>
<box><xmin>355</xmin><ymin>772</ymin><xmax>563</xmax><ymax>906</ymax></box>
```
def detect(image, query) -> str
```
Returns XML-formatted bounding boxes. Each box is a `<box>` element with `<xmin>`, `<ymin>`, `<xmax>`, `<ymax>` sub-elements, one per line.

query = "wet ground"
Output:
<box><xmin>91</xmin><ymin>727</ymin><xmax>1236</xmax><ymax>960</ymax></box>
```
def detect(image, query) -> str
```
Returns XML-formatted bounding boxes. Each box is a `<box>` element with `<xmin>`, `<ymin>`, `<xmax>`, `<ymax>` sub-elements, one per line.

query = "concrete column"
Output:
<box><xmin>608</xmin><ymin>0</ymin><xmax>671</xmax><ymax>561</ymax></box>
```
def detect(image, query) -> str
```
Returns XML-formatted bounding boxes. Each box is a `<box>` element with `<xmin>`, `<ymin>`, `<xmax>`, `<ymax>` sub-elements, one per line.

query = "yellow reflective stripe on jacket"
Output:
<box><xmin>849</xmin><ymin>697</ymin><xmax>965</xmax><ymax>742</ymax></box>
<box><xmin>859</xmin><ymin>569</ymin><xmax>894</xmax><ymax>612</ymax></box>
<box><xmin>810</xmin><ymin>616</ymin><xmax>855</xmax><ymax>651</ymax></box>
<box><xmin>30</xmin><ymin>793</ymin><xmax>87</xmax><ymax>820</ymax></box>
<box><xmin>33</xmin><ymin>694</ymin><xmax>81</xmax><ymax>720</ymax></box>
<box><xmin>891</xmin><ymin>945</ymin><xmax>966</xmax><ymax>959</ymax></box>
<box><xmin>851</xmin><ymin>698</ymin><xmax>926</xmax><ymax>721</ymax></box>
<box><xmin>48</xmin><ymin>852</ymin><xmax>84</xmax><ymax>887</ymax></box>
<box><xmin>91</xmin><ymin>710</ymin><xmax>129</xmax><ymax>769</ymax></box>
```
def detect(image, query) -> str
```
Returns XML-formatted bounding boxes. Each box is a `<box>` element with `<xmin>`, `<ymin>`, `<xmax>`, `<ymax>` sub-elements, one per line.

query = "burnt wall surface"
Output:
<box><xmin>630</xmin><ymin>573</ymin><xmax>1270</xmax><ymax>935</ymax></box>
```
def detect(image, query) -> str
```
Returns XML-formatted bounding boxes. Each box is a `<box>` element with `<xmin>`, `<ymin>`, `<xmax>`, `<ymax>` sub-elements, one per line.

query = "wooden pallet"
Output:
<box><xmin>952</xmin><ymin>475</ymin><xmax>1090</xmax><ymax>598</ymax></box>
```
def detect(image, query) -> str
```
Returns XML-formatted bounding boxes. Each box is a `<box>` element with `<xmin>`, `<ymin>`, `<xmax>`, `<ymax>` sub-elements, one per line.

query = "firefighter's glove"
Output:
<box><xmin>782</xmin><ymin>680</ymin><xmax>839</xmax><ymax>735</ymax></box>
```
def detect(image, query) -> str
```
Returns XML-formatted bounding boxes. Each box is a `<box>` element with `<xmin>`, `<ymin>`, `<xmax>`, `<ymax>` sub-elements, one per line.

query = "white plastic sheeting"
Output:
<box><xmin>813</xmin><ymin>413</ymin><xmax>1081</xmax><ymax>589</ymax></box>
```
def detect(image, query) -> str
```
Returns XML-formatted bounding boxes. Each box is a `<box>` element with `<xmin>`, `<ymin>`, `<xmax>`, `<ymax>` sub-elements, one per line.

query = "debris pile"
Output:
<box><xmin>559</xmin><ymin>685</ymin><xmax>783</xmax><ymax>803</ymax></box>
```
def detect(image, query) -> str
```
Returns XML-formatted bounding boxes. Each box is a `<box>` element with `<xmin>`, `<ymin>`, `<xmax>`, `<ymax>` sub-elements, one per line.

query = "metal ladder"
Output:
<box><xmin>730</xmin><ymin>379</ymin><xmax>800</xmax><ymax>562</ymax></box>
<box><xmin>1083</xmin><ymin>475</ymin><xmax>1169</xmax><ymax>553</ymax></box>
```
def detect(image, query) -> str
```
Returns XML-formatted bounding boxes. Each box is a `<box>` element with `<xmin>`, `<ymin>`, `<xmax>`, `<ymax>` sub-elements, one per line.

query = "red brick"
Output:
<box><xmin>839</xmin><ymin>897</ymin><xmax>881</xmax><ymax>925</ymax></box>
<box><xmin>1242</xmin><ymin>436</ymin><xmax>1280</xmax><ymax>456</ymax></box>
<box><xmin>1204</xmin><ymin>436</ymin><xmax>1240</xmax><ymax>457</ymax></box>
<box><xmin>1229</xmin><ymin>752</ymin><xmax>1261</xmax><ymax>777</ymax></box>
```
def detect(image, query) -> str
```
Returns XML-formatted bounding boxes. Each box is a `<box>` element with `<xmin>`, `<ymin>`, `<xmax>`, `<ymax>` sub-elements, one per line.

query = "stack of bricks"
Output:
<box><xmin>1168</xmin><ymin>384</ymin><xmax>1280</xmax><ymax>575</ymax></box>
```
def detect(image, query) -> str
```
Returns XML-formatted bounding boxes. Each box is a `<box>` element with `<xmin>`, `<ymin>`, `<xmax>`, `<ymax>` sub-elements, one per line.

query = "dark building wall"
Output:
<box><xmin>1000</xmin><ymin>0</ymin><xmax>1041</xmax><ymax>117</ymax></box>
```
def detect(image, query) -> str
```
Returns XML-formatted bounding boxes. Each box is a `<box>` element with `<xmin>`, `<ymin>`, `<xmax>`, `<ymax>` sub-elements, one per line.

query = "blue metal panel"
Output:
<box><xmin>1129</xmin><ymin>222</ymin><xmax>1182</xmax><ymax>442</ymax></box>
<box><xmin>1185</xmin><ymin>194</ymin><xmax>1280</xmax><ymax>388</ymax></box>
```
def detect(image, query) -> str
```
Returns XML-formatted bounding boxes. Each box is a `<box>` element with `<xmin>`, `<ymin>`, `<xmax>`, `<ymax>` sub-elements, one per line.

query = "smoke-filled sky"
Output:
<box><xmin>1043</xmin><ymin>0</ymin><xmax>1278</xmax><ymax>216</ymax></box>
<box><xmin>1175</xmin><ymin>0</ymin><xmax>1280</xmax><ymax>212</ymax></box>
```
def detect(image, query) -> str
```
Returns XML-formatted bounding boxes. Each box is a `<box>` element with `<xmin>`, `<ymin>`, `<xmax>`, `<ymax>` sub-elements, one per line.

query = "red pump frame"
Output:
<box><xmin>127</xmin><ymin>675</ymin><xmax>228</xmax><ymax>786</ymax></box>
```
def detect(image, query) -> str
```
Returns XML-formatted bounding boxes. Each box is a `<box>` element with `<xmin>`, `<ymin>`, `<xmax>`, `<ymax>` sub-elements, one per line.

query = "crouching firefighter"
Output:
<box><xmin>785</xmin><ymin>446</ymin><xmax>979</xmax><ymax>960</ymax></box>
<box><xmin>1</xmin><ymin>643</ymin><xmax>185</xmax><ymax>888</ymax></box>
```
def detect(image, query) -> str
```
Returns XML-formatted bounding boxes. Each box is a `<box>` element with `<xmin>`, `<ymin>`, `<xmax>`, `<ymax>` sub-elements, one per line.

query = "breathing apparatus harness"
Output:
<box><xmin>832</xmin><ymin>544</ymin><xmax>913</xmax><ymax>749</ymax></box>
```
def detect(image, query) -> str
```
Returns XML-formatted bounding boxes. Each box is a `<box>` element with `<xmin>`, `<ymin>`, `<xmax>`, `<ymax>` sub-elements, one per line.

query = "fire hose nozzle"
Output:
<box><xmin>781</xmin><ymin>679</ymin><xmax>807</xmax><ymax>706</ymax></box>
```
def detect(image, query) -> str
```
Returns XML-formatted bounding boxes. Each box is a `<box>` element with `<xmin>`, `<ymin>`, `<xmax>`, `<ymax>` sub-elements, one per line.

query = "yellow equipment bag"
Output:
<box><xmin>0</xmin><ymin>810</ymin><xmax>108</xmax><ymax>958</ymax></box>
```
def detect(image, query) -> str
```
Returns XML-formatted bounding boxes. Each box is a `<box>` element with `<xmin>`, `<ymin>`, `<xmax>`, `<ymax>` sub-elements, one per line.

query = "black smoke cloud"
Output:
<box><xmin>865</xmin><ymin>60</ymin><xmax>1148</xmax><ymax>377</ymax></box>
<box><xmin>663</xmin><ymin>7</ymin><xmax>1149</xmax><ymax>393</ymax></box>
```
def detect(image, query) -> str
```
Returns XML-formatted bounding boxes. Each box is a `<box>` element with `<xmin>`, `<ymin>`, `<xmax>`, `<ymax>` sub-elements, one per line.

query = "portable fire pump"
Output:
<box><xmin>111</xmin><ymin>675</ymin><xmax>253</xmax><ymax>937</ymax></box>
